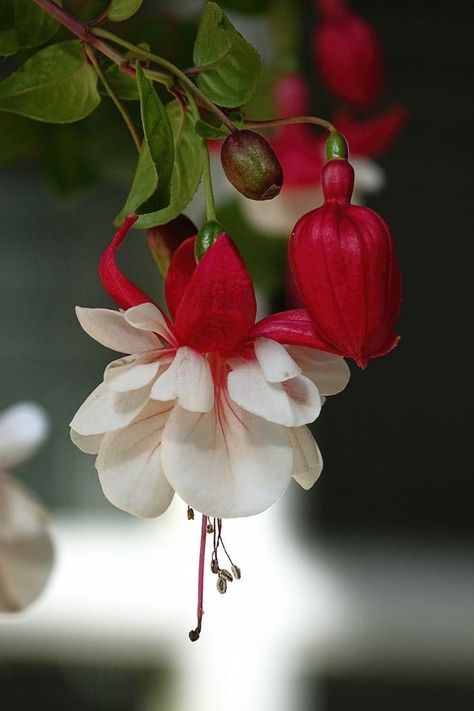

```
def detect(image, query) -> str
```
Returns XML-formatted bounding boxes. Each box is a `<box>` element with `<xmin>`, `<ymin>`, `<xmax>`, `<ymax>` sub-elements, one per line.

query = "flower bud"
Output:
<box><xmin>221</xmin><ymin>130</ymin><xmax>283</xmax><ymax>201</ymax></box>
<box><xmin>289</xmin><ymin>150</ymin><xmax>402</xmax><ymax>368</ymax></box>
<box><xmin>313</xmin><ymin>0</ymin><xmax>385</xmax><ymax>110</ymax></box>
<box><xmin>147</xmin><ymin>215</ymin><xmax>197</xmax><ymax>276</ymax></box>
<box><xmin>195</xmin><ymin>220</ymin><xmax>226</xmax><ymax>261</ymax></box>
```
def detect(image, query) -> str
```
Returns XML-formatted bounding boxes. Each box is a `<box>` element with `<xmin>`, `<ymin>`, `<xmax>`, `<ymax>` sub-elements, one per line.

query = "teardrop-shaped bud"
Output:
<box><xmin>194</xmin><ymin>220</ymin><xmax>225</xmax><ymax>261</ymax></box>
<box><xmin>147</xmin><ymin>215</ymin><xmax>197</xmax><ymax>277</ymax></box>
<box><xmin>221</xmin><ymin>130</ymin><xmax>283</xmax><ymax>201</ymax></box>
<box><xmin>289</xmin><ymin>152</ymin><xmax>402</xmax><ymax>368</ymax></box>
<box><xmin>313</xmin><ymin>0</ymin><xmax>385</xmax><ymax>110</ymax></box>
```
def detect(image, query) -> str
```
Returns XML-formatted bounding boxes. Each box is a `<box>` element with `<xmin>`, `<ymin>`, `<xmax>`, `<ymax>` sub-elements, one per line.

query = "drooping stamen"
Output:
<box><xmin>189</xmin><ymin>514</ymin><xmax>208</xmax><ymax>642</ymax></box>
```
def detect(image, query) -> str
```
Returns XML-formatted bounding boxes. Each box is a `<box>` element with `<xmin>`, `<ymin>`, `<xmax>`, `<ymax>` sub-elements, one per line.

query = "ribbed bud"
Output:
<box><xmin>147</xmin><ymin>215</ymin><xmax>197</xmax><ymax>276</ymax></box>
<box><xmin>221</xmin><ymin>130</ymin><xmax>283</xmax><ymax>201</ymax></box>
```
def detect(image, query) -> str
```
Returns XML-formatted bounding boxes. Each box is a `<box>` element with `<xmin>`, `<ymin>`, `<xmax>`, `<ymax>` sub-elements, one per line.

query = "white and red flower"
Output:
<box><xmin>70</xmin><ymin>218</ymin><xmax>349</xmax><ymax>519</ymax></box>
<box><xmin>0</xmin><ymin>402</ymin><xmax>53</xmax><ymax>612</ymax></box>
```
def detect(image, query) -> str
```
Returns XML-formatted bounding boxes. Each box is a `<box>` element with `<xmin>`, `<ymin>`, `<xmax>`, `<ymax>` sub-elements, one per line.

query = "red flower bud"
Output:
<box><xmin>147</xmin><ymin>215</ymin><xmax>197</xmax><ymax>276</ymax></box>
<box><xmin>313</xmin><ymin>0</ymin><xmax>385</xmax><ymax>110</ymax></box>
<box><xmin>289</xmin><ymin>157</ymin><xmax>402</xmax><ymax>368</ymax></box>
<box><xmin>221</xmin><ymin>129</ymin><xmax>283</xmax><ymax>200</ymax></box>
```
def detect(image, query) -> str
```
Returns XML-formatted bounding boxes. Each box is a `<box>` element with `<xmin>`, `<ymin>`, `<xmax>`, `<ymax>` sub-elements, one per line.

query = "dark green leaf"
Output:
<box><xmin>194</xmin><ymin>119</ymin><xmax>228</xmax><ymax>140</ymax></box>
<box><xmin>134</xmin><ymin>63</ymin><xmax>174</xmax><ymax>213</ymax></box>
<box><xmin>102</xmin><ymin>64</ymin><xmax>139</xmax><ymax>101</ymax></box>
<box><xmin>108</xmin><ymin>0</ymin><xmax>143</xmax><ymax>22</ymax></box>
<box><xmin>0</xmin><ymin>0</ymin><xmax>62</xmax><ymax>57</ymax></box>
<box><xmin>0</xmin><ymin>40</ymin><xmax>101</xmax><ymax>123</ymax></box>
<box><xmin>116</xmin><ymin>99</ymin><xmax>203</xmax><ymax>228</ymax></box>
<box><xmin>193</xmin><ymin>1</ymin><xmax>260</xmax><ymax>108</ymax></box>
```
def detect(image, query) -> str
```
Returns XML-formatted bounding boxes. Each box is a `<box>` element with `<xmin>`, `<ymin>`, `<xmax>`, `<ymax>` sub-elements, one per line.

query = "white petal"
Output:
<box><xmin>288</xmin><ymin>346</ymin><xmax>350</xmax><ymax>396</ymax></box>
<box><xmin>228</xmin><ymin>360</ymin><xmax>321</xmax><ymax>427</ymax></box>
<box><xmin>254</xmin><ymin>337</ymin><xmax>301</xmax><ymax>382</ymax></box>
<box><xmin>0</xmin><ymin>402</ymin><xmax>49</xmax><ymax>470</ymax></box>
<box><xmin>105</xmin><ymin>354</ymin><xmax>161</xmax><ymax>392</ymax></box>
<box><xmin>70</xmin><ymin>381</ymin><xmax>150</xmax><ymax>436</ymax></box>
<box><xmin>352</xmin><ymin>157</ymin><xmax>386</xmax><ymax>195</ymax></box>
<box><xmin>125</xmin><ymin>303</ymin><xmax>176</xmax><ymax>345</ymax></box>
<box><xmin>290</xmin><ymin>426</ymin><xmax>323</xmax><ymax>490</ymax></box>
<box><xmin>70</xmin><ymin>429</ymin><xmax>104</xmax><ymax>455</ymax></box>
<box><xmin>151</xmin><ymin>347</ymin><xmax>214</xmax><ymax>413</ymax></box>
<box><xmin>161</xmin><ymin>402</ymin><xmax>293</xmax><ymax>518</ymax></box>
<box><xmin>0</xmin><ymin>474</ymin><xmax>54</xmax><ymax>612</ymax></box>
<box><xmin>76</xmin><ymin>307</ymin><xmax>160</xmax><ymax>354</ymax></box>
<box><xmin>96</xmin><ymin>402</ymin><xmax>175</xmax><ymax>518</ymax></box>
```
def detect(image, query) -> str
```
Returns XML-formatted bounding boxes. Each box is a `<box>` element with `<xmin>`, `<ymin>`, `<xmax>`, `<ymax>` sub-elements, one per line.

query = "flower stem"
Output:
<box><xmin>244</xmin><ymin>115</ymin><xmax>338</xmax><ymax>134</ymax></box>
<box><xmin>202</xmin><ymin>143</ymin><xmax>217</xmax><ymax>222</ymax></box>
<box><xmin>189</xmin><ymin>514</ymin><xmax>208</xmax><ymax>642</ymax></box>
<box><xmin>84</xmin><ymin>45</ymin><xmax>141</xmax><ymax>153</ymax></box>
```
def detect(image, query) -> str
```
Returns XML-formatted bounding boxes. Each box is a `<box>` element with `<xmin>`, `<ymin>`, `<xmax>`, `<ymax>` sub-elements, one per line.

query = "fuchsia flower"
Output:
<box><xmin>70</xmin><ymin>216</ymin><xmax>350</xmax><ymax>519</ymax></box>
<box><xmin>290</xmin><ymin>156</ymin><xmax>402</xmax><ymax>368</ymax></box>
<box><xmin>313</xmin><ymin>0</ymin><xmax>385</xmax><ymax>110</ymax></box>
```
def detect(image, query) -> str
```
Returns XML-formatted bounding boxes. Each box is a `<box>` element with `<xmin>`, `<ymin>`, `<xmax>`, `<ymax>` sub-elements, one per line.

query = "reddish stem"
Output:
<box><xmin>189</xmin><ymin>514</ymin><xmax>208</xmax><ymax>641</ymax></box>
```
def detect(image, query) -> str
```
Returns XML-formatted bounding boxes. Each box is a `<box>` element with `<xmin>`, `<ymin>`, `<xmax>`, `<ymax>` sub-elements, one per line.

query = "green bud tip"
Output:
<box><xmin>325</xmin><ymin>132</ymin><xmax>348</xmax><ymax>161</ymax></box>
<box><xmin>195</xmin><ymin>220</ymin><xmax>225</xmax><ymax>261</ymax></box>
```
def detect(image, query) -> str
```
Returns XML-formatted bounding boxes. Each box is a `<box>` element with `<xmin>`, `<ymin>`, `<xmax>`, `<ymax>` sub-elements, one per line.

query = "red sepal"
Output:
<box><xmin>173</xmin><ymin>234</ymin><xmax>257</xmax><ymax>354</ymax></box>
<box><xmin>165</xmin><ymin>236</ymin><xmax>197</xmax><ymax>319</ymax></box>
<box><xmin>251</xmin><ymin>309</ymin><xmax>341</xmax><ymax>353</ymax></box>
<box><xmin>334</xmin><ymin>105</ymin><xmax>408</xmax><ymax>157</ymax></box>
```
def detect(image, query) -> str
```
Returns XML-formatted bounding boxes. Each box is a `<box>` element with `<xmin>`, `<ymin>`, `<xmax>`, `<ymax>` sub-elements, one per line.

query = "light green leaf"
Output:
<box><xmin>193</xmin><ymin>1</ymin><xmax>260</xmax><ymax>108</ymax></box>
<box><xmin>194</xmin><ymin>119</ymin><xmax>228</xmax><ymax>140</ymax></box>
<box><xmin>116</xmin><ymin>100</ymin><xmax>204</xmax><ymax>228</ymax></box>
<box><xmin>102</xmin><ymin>64</ymin><xmax>139</xmax><ymax>101</ymax></box>
<box><xmin>108</xmin><ymin>0</ymin><xmax>143</xmax><ymax>22</ymax></box>
<box><xmin>0</xmin><ymin>0</ymin><xmax>62</xmax><ymax>57</ymax></box>
<box><xmin>134</xmin><ymin>63</ymin><xmax>174</xmax><ymax>213</ymax></box>
<box><xmin>0</xmin><ymin>40</ymin><xmax>101</xmax><ymax>123</ymax></box>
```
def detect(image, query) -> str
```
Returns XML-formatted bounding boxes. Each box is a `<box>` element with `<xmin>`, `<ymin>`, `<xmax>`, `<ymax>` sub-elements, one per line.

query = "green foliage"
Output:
<box><xmin>0</xmin><ymin>0</ymin><xmax>62</xmax><ymax>57</ymax></box>
<box><xmin>102</xmin><ymin>64</ymin><xmax>139</xmax><ymax>101</ymax></box>
<box><xmin>194</xmin><ymin>119</ymin><xmax>228</xmax><ymax>140</ymax></box>
<box><xmin>117</xmin><ymin>99</ymin><xmax>204</xmax><ymax>228</ymax></box>
<box><xmin>0</xmin><ymin>40</ymin><xmax>101</xmax><ymax>123</ymax></box>
<box><xmin>193</xmin><ymin>1</ymin><xmax>260</xmax><ymax>108</ymax></box>
<box><xmin>107</xmin><ymin>0</ymin><xmax>143</xmax><ymax>23</ymax></box>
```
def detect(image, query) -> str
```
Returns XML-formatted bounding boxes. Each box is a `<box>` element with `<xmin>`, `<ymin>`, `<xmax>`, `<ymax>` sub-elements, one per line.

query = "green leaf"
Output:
<box><xmin>116</xmin><ymin>99</ymin><xmax>204</xmax><ymax>228</ymax></box>
<box><xmin>0</xmin><ymin>0</ymin><xmax>62</xmax><ymax>57</ymax></box>
<box><xmin>108</xmin><ymin>0</ymin><xmax>143</xmax><ymax>22</ymax></box>
<box><xmin>102</xmin><ymin>64</ymin><xmax>139</xmax><ymax>101</ymax></box>
<box><xmin>134</xmin><ymin>63</ymin><xmax>174</xmax><ymax>213</ymax></box>
<box><xmin>193</xmin><ymin>1</ymin><xmax>260</xmax><ymax>108</ymax></box>
<box><xmin>0</xmin><ymin>40</ymin><xmax>101</xmax><ymax>123</ymax></box>
<box><xmin>194</xmin><ymin>119</ymin><xmax>228</xmax><ymax>140</ymax></box>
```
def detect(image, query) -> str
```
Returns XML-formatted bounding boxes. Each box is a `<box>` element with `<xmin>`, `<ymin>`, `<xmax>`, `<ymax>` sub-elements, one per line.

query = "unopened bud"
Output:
<box><xmin>221</xmin><ymin>129</ymin><xmax>283</xmax><ymax>201</ymax></box>
<box><xmin>231</xmin><ymin>564</ymin><xmax>241</xmax><ymax>580</ymax></box>
<box><xmin>325</xmin><ymin>132</ymin><xmax>348</xmax><ymax>161</ymax></box>
<box><xmin>216</xmin><ymin>576</ymin><xmax>227</xmax><ymax>594</ymax></box>
<box><xmin>147</xmin><ymin>214</ymin><xmax>197</xmax><ymax>276</ymax></box>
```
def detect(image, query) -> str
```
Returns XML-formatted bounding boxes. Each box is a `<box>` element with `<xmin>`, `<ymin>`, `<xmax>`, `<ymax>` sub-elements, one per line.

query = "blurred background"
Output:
<box><xmin>1</xmin><ymin>0</ymin><xmax>473</xmax><ymax>709</ymax></box>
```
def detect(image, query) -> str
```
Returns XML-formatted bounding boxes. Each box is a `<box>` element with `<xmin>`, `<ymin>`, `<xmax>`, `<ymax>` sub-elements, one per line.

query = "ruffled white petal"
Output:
<box><xmin>290</xmin><ymin>426</ymin><xmax>323</xmax><ymax>490</ymax></box>
<box><xmin>228</xmin><ymin>360</ymin><xmax>321</xmax><ymax>427</ymax></box>
<box><xmin>76</xmin><ymin>307</ymin><xmax>160</xmax><ymax>354</ymax></box>
<box><xmin>105</xmin><ymin>354</ymin><xmax>161</xmax><ymax>392</ymax></box>
<box><xmin>254</xmin><ymin>337</ymin><xmax>301</xmax><ymax>382</ymax></box>
<box><xmin>0</xmin><ymin>473</ymin><xmax>54</xmax><ymax>612</ymax></box>
<box><xmin>70</xmin><ymin>429</ymin><xmax>104</xmax><ymax>455</ymax></box>
<box><xmin>288</xmin><ymin>346</ymin><xmax>350</xmax><ymax>396</ymax></box>
<box><xmin>96</xmin><ymin>402</ymin><xmax>175</xmax><ymax>518</ymax></box>
<box><xmin>70</xmin><ymin>381</ymin><xmax>150</xmax><ymax>436</ymax></box>
<box><xmin>161</xmin><ymin>401</ymin><xmax>294</xmax><ymax>518</ymax></box>
<box><xmin>151</xmin><ymin>347</ymin><xmax>214</xmax><ymax>413</ymax></box>
<box><xmin>124</xmin><ymin>303</ymin><xmax>176</xmax><ymax>345</ymax></box>
<box><xmin>0</xmin><ymin>402</ymin><xmax>49</xmax><ymax>470</ymax></box>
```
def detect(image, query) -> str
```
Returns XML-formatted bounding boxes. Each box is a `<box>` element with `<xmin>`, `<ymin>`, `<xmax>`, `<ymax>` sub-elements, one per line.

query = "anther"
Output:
<box><xmin>219</xmin><ymin>568</ymin><xmax>233</xmax><ymax>582</ymax></box>
<box><xmin>216</xmin><ymin>576</ymin><xmax>227</xmax><ymax>594</ymax></box>
<box><xmin>210</xmin><ymin>559</ymin><xmax>220</xmax><ymax>574</ymax></box>
<box><xmin>187</xmin><ymin>506</ymin><xmax>195</xmax><ymax>520</ymax></box>
<box><xmin>206</xmin><ymin>522</ymin><xmax>214</xmax><ymax>534</ymax></box>
<box><xmin>231</xmin><ymin>564</ymin><xmax>241</xmax><ymax>580</ymax></box>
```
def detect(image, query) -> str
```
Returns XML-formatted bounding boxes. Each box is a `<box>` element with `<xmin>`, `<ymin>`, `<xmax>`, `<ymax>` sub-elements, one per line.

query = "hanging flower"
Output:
<box><xmin>289</xmin><ymin>148</ymin><xmax>402</xmax><ymax>368</ymax></box>
<box><xmin>0</xmin><ymin>402</ymin><xmax>54</xmax><ymax>612</ymax></box>
<box><xmin>70</xmin><ymin>216</ymin><xmax>350</xmax><ymax>519</ymax></box>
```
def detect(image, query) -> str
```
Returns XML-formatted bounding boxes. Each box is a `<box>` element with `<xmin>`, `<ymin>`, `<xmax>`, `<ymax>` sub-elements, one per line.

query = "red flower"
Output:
<box><xmin>289</xmin><ymin>158</ymin><xmax>402</xmax><ymax>368</ymax></box>
<box><xmin>333</xmin><ymin>106</ymin><xmax>408</xmax><ymax>158</ymax></box>
<box><xmin>313</xmin><ymin>0</ymin><xmax>385</xmax><ymax>110</ymax></box>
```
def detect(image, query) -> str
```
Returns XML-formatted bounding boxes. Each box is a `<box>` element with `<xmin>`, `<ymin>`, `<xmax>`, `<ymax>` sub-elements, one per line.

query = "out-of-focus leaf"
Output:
<box><xmin>116</xmin><ymin>99</ymin><xmax>203</xmax><ymax>228</ymax></box>
<box><xmin>102</xmin><ymin>63</ymin><xmax>139</xmax><ymax>100</ymax></box>
<box><xmin>0</xmin><ymin>40</ymin><xmax>101</xmax><ymax>123</ymax></box>
<box><xmin>108</xmin><ymin>0</ymin><xmax>143</xmax><ymax>22</ymax></box>
<box><xmin>0</xmin><ymin>114</ymin><xmax>40</xmax><ymax>165</ymax></box>
<box><xmin>40</xmin><ymin>123</ymin><xmax>97</xmax><ymax>195</ymax></box>
<box><xmin>0</xmin><ymin>0</ymin><xmax>62</xmax><ymax>56</ymax></box>
<box><xmin>193</xmin><ymin>2</ymin><xmax>260</xmax><ymax>108</ymax></box>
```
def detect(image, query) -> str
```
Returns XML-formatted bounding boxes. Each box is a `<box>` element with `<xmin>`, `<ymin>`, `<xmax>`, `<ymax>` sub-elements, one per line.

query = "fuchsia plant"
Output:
<box><xmin>1</xmin><ymin>0</ymin><xmax>405</xmax><ymax>638</ymax></box>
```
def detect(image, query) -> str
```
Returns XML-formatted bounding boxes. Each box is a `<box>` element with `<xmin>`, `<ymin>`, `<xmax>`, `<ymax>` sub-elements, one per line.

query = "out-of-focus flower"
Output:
<box><xmin>290</xmin><ymin>156</ymin><xmax>402</xmax><ymax>368</ymax></box>
<box><xmin>313</xmin><ymin>0</ymin><xmax>385</xmax><ymax>110</ymax></box>
<box><xmin>71</xmin><ymin>217</ymin><xmax>350</xmax><ymax>519</ymax></box>
<box><xmin>147</xmin><ymin>215</ymin><xmax>197</xmax><ymax>277</ymax></box>
<box><xmin>0</xmin><ymin>402</ymin><xmax>53</xmax><ymax>612</ymax></box>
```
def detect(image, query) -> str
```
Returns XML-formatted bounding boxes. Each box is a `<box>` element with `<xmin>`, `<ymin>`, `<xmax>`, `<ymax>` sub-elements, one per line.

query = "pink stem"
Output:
<box><xmin>189</xmin><ymin>514</ymin><xmax>207</xmax><ymax>641</ymax></box>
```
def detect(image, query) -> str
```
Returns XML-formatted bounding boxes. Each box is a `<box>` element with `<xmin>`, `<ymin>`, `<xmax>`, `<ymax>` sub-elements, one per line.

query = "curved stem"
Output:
<box><xmin>244</xmin><ymin>115</ymin><xmax>338</xmax><ymax>134</ymax></box>
<box><xmin>84</xmin><ymin>45</ymin><xmax>141</xmax><ymax>153</ymax></box>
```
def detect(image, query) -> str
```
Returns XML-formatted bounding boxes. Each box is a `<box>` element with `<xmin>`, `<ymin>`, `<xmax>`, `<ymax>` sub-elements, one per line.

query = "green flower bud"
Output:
<box><xmin>325</xmin><ymin>132</ymin><xmax>349</xmax><ymax>161</ymax></box>
<box><xmin>195</xmin><ymin>220</ymin><xmax>225</xmax><ymax>261</ymax></box>
<box><xmin>221</xmin><ymin>129</ymin><xmax>283</xmax><ymax>201</ymax></box>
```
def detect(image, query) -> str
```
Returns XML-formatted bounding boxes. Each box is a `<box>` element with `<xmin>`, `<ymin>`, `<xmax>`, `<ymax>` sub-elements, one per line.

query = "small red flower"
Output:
<box><xmin>313</xmin><ymin>0</ymin><xmax>385</xmax><ymax>110</ymax></box>
<box><xmin>289</xmin><ymin>157</ymin><xmax>402</xmax><ymax>368</ymax></box>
